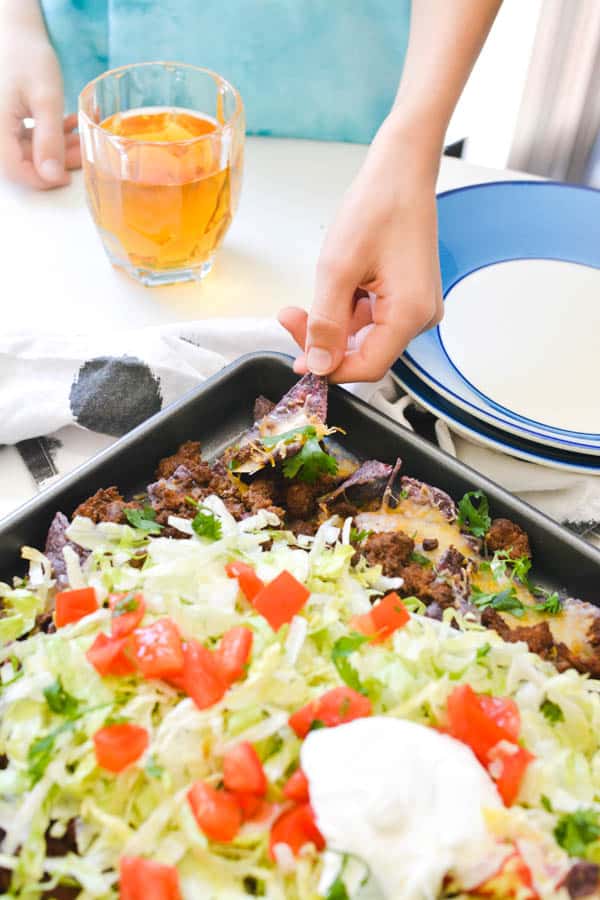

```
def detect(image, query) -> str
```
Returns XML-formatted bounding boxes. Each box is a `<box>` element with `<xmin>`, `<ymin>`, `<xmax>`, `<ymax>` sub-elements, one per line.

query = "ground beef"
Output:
<box><xmin>148</xmin><ymin>460</ymin><xmax>249</xmax><ymax>530</ymax></box>
<box><xmin>45</xmin><ymin>820</ymin><xmax>77</xmax><ymax>857</ymax></box>
<box><xmin>154</xmin><ymin>441</ymin><xmax>212</xmax><ymax>484</ymax></box>
<box><xmin>42</xmin><ymin>887</ymin><xmax>79</xmax><ymax>900</ymax></box>
<box><xmin>245</xmin><ymin>478</ymin><xmax>285</xmax><ymax>519</ymax></box>
<box><xmin>327</xmin><ymin>499</ymin><xmax>359</xmax><ymax>519</ymax></box>
<box><xmin>427</xmin><ymin>580</ymin><xmax>456</xmax><ymax>608</ymax></box>
<box><xmin>287</xmin><ymin>519</ymin><xmax>319</xmax><ymax>537</ymax></box>
<box><xmin>72</xmin><ymin>487</ymin><xmax>138</xmax><ymax>525</ymax></box>
<box><xmin>587</xmin><ymin>616</ymin><xmax>600</xmax><ymax>648</ymax></box>
<box><xmin>422</xmin><ymin>537</ymin><xmax>439</xmax><ymax>551</ymax></box>
<box><xmin>253</xmin><ymin>396</ymin><xmax>275</xmax><ymax>421</ymax></box>
<box><xmin>564</xmin><ymin>862</ymin><xmax>600</xmax><ymax>898</ymax></box>
<box><xmin>485</xmin><ymin>518</ymin><xmax>532</xmax><ymax>559</ymax></box>
<box><xmin>35</xmin><ymin>611</ymin><xmax>56</xmax><ymax>635</ymax></box>
<box><xmin>437</xmin><ymin>547</ymin><xmax>467</xmax><ymax>575</ymax></box>
<box><xmin>400</xmin><ymin>561</ymin><xmax>435</xmax><ymax>597</ymax></box>
<box><xmin>481</xmin><ymin>608</ymin><xmax>554</xmax><ymax>655</ymax></box>
<box><xmin>156</xmin><ymin>441</ymin><xmax>210</xmax><ymax>483</ymax></box>
<box><xmin>285</xmin><ymin>483</ymin><xmax>317</xmax><ymax>520</ymax></box>
<box><xmin>361</xmin><ymin>531</ymin><xmax>415</xmax><ymax>578</ymax></box>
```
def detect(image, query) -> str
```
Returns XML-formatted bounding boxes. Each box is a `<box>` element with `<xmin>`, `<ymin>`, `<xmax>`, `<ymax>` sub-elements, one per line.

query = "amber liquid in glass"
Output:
<box><xmin>86</xmin><ymin>108</ymin><xmax>231</xmax><ymax>272</ymax></box>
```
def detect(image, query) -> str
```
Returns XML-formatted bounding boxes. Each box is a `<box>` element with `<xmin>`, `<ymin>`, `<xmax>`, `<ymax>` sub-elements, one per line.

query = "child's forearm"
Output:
<box><xmin>1</xmin><ymin>0</ymin><xmax>49</xmax><ymax>39</ymax></box>
<box><xmin>387</xmin><ymin>0</ymin><xmax>502</xmax><ymax>168</ymax></box>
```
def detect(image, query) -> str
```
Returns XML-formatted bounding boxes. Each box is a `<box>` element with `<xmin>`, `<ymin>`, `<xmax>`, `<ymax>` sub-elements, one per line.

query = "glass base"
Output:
<box><xmin>111</xmin><ymin>254</ymin><xmax>214</xmax><ymax>286</ymax></box>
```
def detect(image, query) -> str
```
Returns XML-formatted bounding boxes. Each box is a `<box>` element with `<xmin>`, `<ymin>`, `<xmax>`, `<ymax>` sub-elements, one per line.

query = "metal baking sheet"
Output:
<box><xmin>1</xmin><ymin>352</ymin><xmax>599</xmax><ymax>602</ymax></box>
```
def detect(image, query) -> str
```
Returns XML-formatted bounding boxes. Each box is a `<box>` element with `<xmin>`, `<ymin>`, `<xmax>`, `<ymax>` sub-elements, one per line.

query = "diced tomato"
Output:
<box><xmin>93</xmin><ymin>723</ymin><xmax>149</xmax><ymax>773</ymax></box>
<box><xmin>446</xmin><ymin>684</ymin><xmax>518</xmax><ymax>764</ymax></box>
<box><xmin>488</xmin><ymin>742</ymin><xmax>535</xmax><ymax>806</ymax></box>
<box><xmin>235</xmin><ymin>792</ymin><xmax>263</xmax><ymax>820</ymax></box>
<box><xmin>119</xmin><ymin>855</ymin><xmax>181</xmax><ymax>900</ymax></box>
<box><xmin>110</xmin><ymin>592</ymin><xmax>146</xmax><ymax>638</ymax></box>
<box><xmin>187</xmin><ymin>781</ymin><xmax>242</xmax><ymax>843</ymax></box>
<box><xmin>474</xmin><ymin>848</ymin><xmax>539</xmax><ymax>898</ymax></box>
<box><xmin>350</xmin><ymin>591</ymin><xmax>410</xmax><ymax>643</ymax></box>
<box><xmin>252</xmin><ymin>570</ymin><xmax>309</xmax><ymax>631</ymax></box>
<box><xmin>269</xmin><ymin>802</ymin><xmax>325</xmax><ymax>860</ymax></box>
<box><xmin>132</xmin><ymin>618</ymin><xmax>184</xmax><ymax>679</ymax></box>
<box><xmin>86</xmin><ymin>632</ymin><xmax>136</xmax><ymax>676</ymax></box>
<box><xmin>223</xmin><ymin>741</ymin><xmax>267</xmax><ymax>796</ymax></box>
<box><xmin>215</xmin><ymin>626</ymin><xmax>253</xmax><ymax>684</ymax></box>
<box><xmin>55</xmin><ymin>587</ymin><xmax>98</xmax><ymax>628</ymax></box>
<box><xmin>289</xmin><ymin>686</ymin><xmax>372</xmax><ymax>738</ymax></box>
<box><xmin>225</xmin><ymin>561</ymin><xmax>264</xmax><ymax>601</ymax></box>
<box><xmin>179</xmin><ymin>640</ymin><xmax>227</xmax><ymax>709</ymax></box>
<box><xmin>283</xmin><ymin>768</ymin><xmax>310</xmax><ymax>803</ymax></box>
<box><xmin>479</xmin><ymin>694</ymin><xmax>520</xmax><ymax>742</ymax></box>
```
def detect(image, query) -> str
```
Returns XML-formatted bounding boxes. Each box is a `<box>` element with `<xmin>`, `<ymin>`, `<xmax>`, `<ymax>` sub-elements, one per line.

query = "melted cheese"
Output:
<box><xmin>355</xmin><ymin>499</ymin><xmax>475</xmax><ymax>563</ymax></box>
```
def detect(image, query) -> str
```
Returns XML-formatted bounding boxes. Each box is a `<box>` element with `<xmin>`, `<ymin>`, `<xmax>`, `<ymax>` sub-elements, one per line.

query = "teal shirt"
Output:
<box><xmin>41</xmin><ymin>0</ymin><xmax>410</xmax><ymax>143</ymax></box>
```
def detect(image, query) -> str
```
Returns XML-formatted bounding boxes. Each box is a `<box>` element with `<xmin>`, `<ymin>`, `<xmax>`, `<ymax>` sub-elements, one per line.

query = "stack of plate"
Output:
<box><xmin>392</xmin><ymin>181</ymin><xmax>600</xmax><ymax>474</ymax></box>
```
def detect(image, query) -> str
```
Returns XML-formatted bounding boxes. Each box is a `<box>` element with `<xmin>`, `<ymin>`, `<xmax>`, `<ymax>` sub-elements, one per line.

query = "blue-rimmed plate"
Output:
<box><xmin>393</xmin><ymin>356</ymin><xmax>600</xmax><ymax>474</ymax></box>
<box><xmin>395</xmin><ymin>181</ymin><xmax>600</xmax><ymax>454</ymax></box>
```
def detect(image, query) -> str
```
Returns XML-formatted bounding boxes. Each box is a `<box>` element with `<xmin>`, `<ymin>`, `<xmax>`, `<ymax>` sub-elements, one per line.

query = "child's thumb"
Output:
<box><xmin>31</xmin><ymin>90</ymin><xmax>69</xmax><ymax>185</ymax></box>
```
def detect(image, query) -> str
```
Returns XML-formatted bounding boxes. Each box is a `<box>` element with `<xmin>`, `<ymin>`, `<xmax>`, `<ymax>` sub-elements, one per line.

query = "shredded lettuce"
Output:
<box><xmin>0</xmin><ymin>502</ymin><xmax>598</xmax><ymax>898</ymax></box>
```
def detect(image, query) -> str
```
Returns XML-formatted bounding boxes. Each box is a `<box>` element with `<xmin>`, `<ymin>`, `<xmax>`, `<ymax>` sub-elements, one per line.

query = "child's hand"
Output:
<box><xmin>0</xmin><ymin>26</ymin><xmax>80</xmax><ymax>189</ymax></box>
<box><xmin>279</xmin><ymin>115</ymin><xmax>443</xmax><ymax>383</ymax></box>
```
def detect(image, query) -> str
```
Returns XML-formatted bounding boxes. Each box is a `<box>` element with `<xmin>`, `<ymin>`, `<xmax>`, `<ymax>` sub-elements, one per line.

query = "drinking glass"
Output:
<box><xmin>79</xmin><ymin>62</ymin><xmax>244</xmax><ymax>286</ymax></box>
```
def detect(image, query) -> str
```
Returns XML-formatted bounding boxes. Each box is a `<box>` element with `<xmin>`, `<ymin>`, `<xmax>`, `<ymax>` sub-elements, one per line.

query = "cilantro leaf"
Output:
<box><xmin>332</xmin><ymin>635</ymin><xmax>369</xmax><ymax>695</ymax></box>
<box><xmin>282</xmin><ymin>436</ymin><xmax>338</xmax><ymax>484</ymax></box>
<box><xmin>191</xmin><ymin>506</ymin><xmax>223</xmax><ymax>540</ymax></box>
<box><xmin>554</xmin><ymin>809</ymin><xmax>600</xmax><ymax>858</ymax></box>
<box><xmin>541</xmin><ymin>698</ymin><xmax>564</xmax><ymax>724</ymax></box>
<box><xmin>28</xmin><ymin>702</ymin><xmax>112</xmax><ymax>785</ymax></box>
<box><xmin>112</xmin><ymin>593</ymin><xmax>140</xmax><ymax>617</ymax></box>
<box><xmin>28</xmin><ymin>733</ymin><xmax>59</xmax><ymax>785</ymax></box>
<box><xmin>308</xmin><ymin>719</ymin><xmax>326</xmax><ymax>732</ymax></box>
<box><xmin>471</xmin><ymin>585</ymin><xmax>525</xmax><ymax>618</ymax></box>
<box><xmin>28</xmin><ymin>720</ymin><xmax>74</xmax><ymax>784</ymax></box>
<box><xmin>124</xmin><ymin>506</ymin><xmax>163</xmax><ymax>535</ymax></box>
<box><xmin>533</xmin><ymin>587</ymin><xmax>562</xmax><ymax>615</ymax></box>
<box><xmin>487</xmin><ymin>549</ymin><xmax>532</xmax><ymax>586</ymax></box>
<box><xmin>477</xmin><ymin>642</ymin><xmax>491</xmax><ymax>659</ymax></box>
<box><xmin>541</xmin><ymin>794</ymin><xmax>554</xmax><ymax>813</ymax></box>
<box><xmin>350</xmin><ymin>527</ymin><xmax>371</xmax><ymax>544</ymax></box>
<box><xmin>410</xmin><ymin>551</ymin><xmax>432</xmax><ymax>567</ymax></box>
<box><xmin>458</xmin><ymin>490</ymin><xmax>491</xmax><ymax>538</ymax></box>
<box><xmin>43</xmin><ymin>679</ymin><xmax>80</xmax><ymax>718</ymax></box>
<box><xmin>325</xmin><ymin>877</ymin><xmax>350</xmax><ymax>900</ymax></box>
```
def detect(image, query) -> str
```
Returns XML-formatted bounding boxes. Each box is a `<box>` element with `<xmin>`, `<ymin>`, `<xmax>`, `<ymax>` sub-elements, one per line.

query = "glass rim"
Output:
<box><xmin>78</xmin><ymin>60</ymin><xmax>244</xmax><ymax>145</ymax></box>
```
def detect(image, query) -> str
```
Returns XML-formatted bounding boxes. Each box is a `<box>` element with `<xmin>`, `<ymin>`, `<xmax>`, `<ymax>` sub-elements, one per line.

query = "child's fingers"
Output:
<box><xmin>31</xmin><ymin>90</ymin><xmax>70</xmax><ymax>185</ymax></box>
<box><xmin>64</xmin><ymin>114</ymin><xmax>82</xmax><ymax>170</ymax></box>
<box><xmin>65</xmin><ymin>138</ymin><xmax>81</xmax><ymax>170</ymax></box>
<box><xmin>63</xmin><ymin>113</ymin><xmax>79</xmax><ymax>133</ymax></box>
<box><xmin>0</xmin><ymin>106</ymin><xmax>54</xmax><ymax>189</ymax></box>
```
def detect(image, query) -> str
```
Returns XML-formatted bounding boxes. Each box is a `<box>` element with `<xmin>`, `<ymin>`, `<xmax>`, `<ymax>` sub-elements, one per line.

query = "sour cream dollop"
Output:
<box><xmin>301</xmin><ymin>717</ymin><xmax>503</xmax><ymax>900</ymax></box>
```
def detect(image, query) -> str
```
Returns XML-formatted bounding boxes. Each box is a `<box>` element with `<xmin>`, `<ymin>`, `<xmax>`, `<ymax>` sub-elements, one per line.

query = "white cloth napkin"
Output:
<box><xmin>2</xmin><ymin>319</ymin><xmax>600</xmax><ymax>527</ymax></box>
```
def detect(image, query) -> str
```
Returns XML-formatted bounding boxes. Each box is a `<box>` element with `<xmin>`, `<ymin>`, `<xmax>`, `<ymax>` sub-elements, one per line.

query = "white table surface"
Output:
<box><xmin>1</xmin><ymin>137</ymin><xmax>523</xmax><ymax>518</ymax></box>
<box><xmin>2</xmin><ymin>137</ymin><xmax>522</xmax><ymax>331</ymax></box>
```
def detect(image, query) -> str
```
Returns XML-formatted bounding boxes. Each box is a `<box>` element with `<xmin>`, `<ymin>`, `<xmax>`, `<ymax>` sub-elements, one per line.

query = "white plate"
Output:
<box><xmin>392</xmin><ymin>358</ymin><xmax>600</xmax><ymax>475</ymax></box>
<box><xmin>396</xmin><ymin>181</ymin><xmax>600</xmax><ymax>454</ymax></box>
